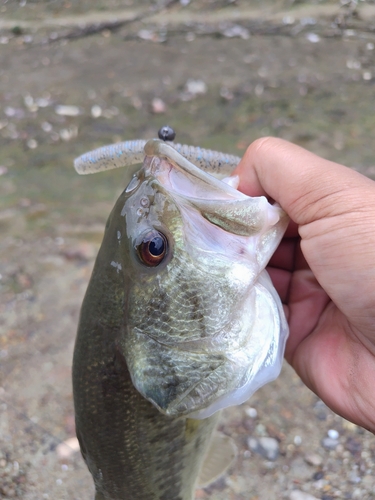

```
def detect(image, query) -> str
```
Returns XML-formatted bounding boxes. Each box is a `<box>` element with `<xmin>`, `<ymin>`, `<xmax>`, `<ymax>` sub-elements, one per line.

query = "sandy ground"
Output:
<box><xmin>1</xmin><ymin>1</ymin><xmax>375</xmax><ymax>499</ymax></box>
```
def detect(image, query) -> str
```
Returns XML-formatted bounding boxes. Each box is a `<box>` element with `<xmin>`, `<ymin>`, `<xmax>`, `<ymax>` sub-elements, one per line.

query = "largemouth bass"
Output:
<box><xmin>72</xmin><ymin>129</ymin><xmax>288</xmax><ymax>500</ymax></box>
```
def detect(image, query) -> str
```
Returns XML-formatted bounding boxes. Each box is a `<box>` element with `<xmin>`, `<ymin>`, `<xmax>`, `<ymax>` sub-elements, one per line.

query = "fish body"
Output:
<box><xmin>73</xmin><ymin>139</ymin><xmax>288</xmax><ymax>499</ymax></box>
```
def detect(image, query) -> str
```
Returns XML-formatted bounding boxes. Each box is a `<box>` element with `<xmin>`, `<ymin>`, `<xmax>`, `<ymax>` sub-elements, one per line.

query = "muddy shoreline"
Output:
<box><xmin>1</xmin><ymin>2</ymin><xmax>375</xmax><ymax>499</ymax></box>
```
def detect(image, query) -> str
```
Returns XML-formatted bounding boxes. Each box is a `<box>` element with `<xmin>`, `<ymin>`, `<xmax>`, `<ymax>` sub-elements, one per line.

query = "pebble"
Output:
<box><xmin>27</xmin><ymin>139</ymin><xmax>38</xmax><ymax>149</ymax></box>
<box><xmin>348</xmin><ymin>471</ymin><xmax>361</xmax><ymax>484</ymax></box>
<box><xmin>221</xmin><ymin>24</ymin><xmax>250</xmax><ymax>40</ymax></box>
<box><xmin>245</xmin><ymin>407</ymin><xmax>257</xmax><ymax>419</ymax></box>
<box><xmin>290</xmin><ymin>491</ymin><xmax>319</xmax><ymax>500</ymax></box>
<box><xmin>137</xmin><ymin>29</ymin><xmax>155</xmax><ymax>41</ymax></box>
<box><xmin>55</xmin><ymin>104</ymin><xmax>80</xmax><ymax>117</ymax></box>
<box><xmin>91</xmin><ymin>105</ymin><xmax>102</xmax><ymax>118</ymax></box>
<box><xmin>321</xmin><ymin>437</ymin><xmax>339</xmax><ymax>450</ymax></box>
<box><xmin>294</xmin><ymin>435</ymin><xmax>302</xmax><ymax>446</ymax></box>
<box><xmin>304</xmin><ymin>453</ymin><xmax>323</xmax><ymax>467</ymax></box>
<box><xmin>248</xmin><ymin>436</ymin><xmax>279</xmax><ymax>461</ymax></box>
<box><xmin>345</xmin><ymin>436</ymin><xmax>362</xmax><ymax>455</ymax></box>
<box><xmin>300</xmin><ymin>17</ymin><xmax>317</xmax><ymax>26</ymax></box>
<box><xmin>41</xmin><ymin>121</ymin><xmax>53</xmax><ymax>132</ymax></box>
<box><xmin>327</xmin><ymin>429</ymin><xmax>339</xmax><ymax>440</ymax></box>
<box><xmin>283</xmin><ymin>15</ymin><xmax>295</xmax><ymax>25</ymax></box>
<box><xmin>151</xmin><ymin>97</ymin><xmax>166</xmax><ymax>114</ymax></box>
<box><xmin>306</xmin><ymin>33</ymin><xmax>321</xmax><ymax>43</ymax></box>
<box><xmin>363</xmin><ymin>71</ymin><xmax>372</xmax><ymax>81</ymax></box>
<box><xmin>184</xmin><ymin>79</ymin><xmax>207</xmax><ymax>96</ymax></box>
<box><xmin>56</xmin><ymin>437</ymin><xmax>80</xmax><ymax>460</ymax></box>
<box><xmin>59</xmin><ymin>125</ymin><xmax>78</xmax><ymax>141</ymax></box>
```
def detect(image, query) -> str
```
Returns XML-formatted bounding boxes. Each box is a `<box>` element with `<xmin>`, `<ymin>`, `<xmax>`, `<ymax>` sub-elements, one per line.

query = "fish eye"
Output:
<box><xmin>136</xmin><ymin>230</ymin><xmax>168</xmax><ymax>267</ymax></box>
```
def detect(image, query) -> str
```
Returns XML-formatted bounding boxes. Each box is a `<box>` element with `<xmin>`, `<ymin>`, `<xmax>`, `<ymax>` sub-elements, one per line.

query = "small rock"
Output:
<box><xmin>327</xmin><ymin>429</ymin><xmax>339</xmax><ymax>440</ymax></box>
<box><xmin>255</xmin><ymin>423</ymin><xmax>266</xmax><ymax>436</ymax></box>
<box><xmin>346</xmin><ymin>59</ymin><xmax>361</xmax><ymax>70</ymax></box>
<box><xmin>91</xmin><ymin>105</ymin><xmax>102</xmax><ymax>118</ymax></box>
<box><xmin>290</xmin><ymin>457</ymin><xmax>312</xmax><ymax>481</ymax></box>
<box><xmin>248</xmin><ymin>436</ymin><xmax>279</xmax><ymax>461</ymax></box>
<box><xmin>41</xmin><ymin>121</ymin><xmax>53</xmax><ymax>132</ymax></box>
<box><xmin>245</xmin><ymin>407</ymin><xmax>257</xmax><ymax>419</ymax></box>
<box><xmin>220</xmin><ymin>87</ymin><xmax>234</xmax><ymax>100</ymax></box>
<box><xmin>137</xmin><ymin>29</ymin><xmax>155</xmax><ymax>41</ymax></box>
<box><xmin>221</xmin><ymin>23</ymin><xmax>250</xmax><ymax>40</ymax></box>
<box><xmin>151</xmin><ymin>97</ymin><xmax>166</xmax><ymax>114</ymax></box>
<box><xmin>184</xmin><ymin>79</ymin><xmax>207</xmax><ymax>96</ymax></box>
<box><xmin>300</xmin><ymin>17</ymin><xmax>317</xmax><ymax>26</ymax></box>
<box><xmin>283</xmin><ymin>15</ymin><xmax>295</xmax><ymax>25</ymax></box>
<box><xmin>306</xmin><ymin>33</ymin><xmax>320</xmax><ymax>43</ymax></box>
<box><xmin>313</xmin><ymin>471</ymin><xmax>324</xmax><ymax>481</ymax></box>
<box><xmin>293</xmin><ymin>435</ymin><xmax>302</xmax><ymax>446</ymax></box>
<box><xmin>348</xmin><ymin>471</ymin><xmax>361</xmax><ymax>484</ymax></box>
<box><xmin>362</xmin><ymin>475</ymin><xmax>375</xmax><ymax>487</ymax></box>
<box><xmin>312</xmin><ymin>478</ymin><xmax>327</xmax><ymax>490</ymax></box>
<box><xmin>321</xmin><ymin>437</ymin><xmax>339</xmax><ymax>450</ymax></box>
<box><xmin>137</xmin><ymin>29</ymin><xmax>165</xmax><ymax>43</ymax></box>
<box><xmin>27</xmin><ymin>139</ymin><xmax>38</xmax><ymax>149</ymax></box>
<box><xmin>55</xmin><ymin>104</ymin><xmax>81</xmax><ymax>117</ymax></box>
<box><xmin>304</xmin><ymin>453</ymin><xmax>323</xmax><ymax>467</ymax></box>
<box><xmin>290</xmin><ymin>490</ymin><xmax>319</xmax><ymax>500</ymax></box>
<box><xmin>363</xmin><ymin>71</ymin><xmax>372</xmax><ymax>81</ymax></box>
<box><xmin>345</xmin><ymin>436</ymin><xmax>362</xmax><ymax>455</ymax></box>
<box><xmin>59</xmin><ymin>126</ymin><xmax>78</xmax><ymax>141</ymax></box>
<box><xmin>56</xmin><ymin>437</ymin><xmax>80</xmax><ymax>460</ymax></box>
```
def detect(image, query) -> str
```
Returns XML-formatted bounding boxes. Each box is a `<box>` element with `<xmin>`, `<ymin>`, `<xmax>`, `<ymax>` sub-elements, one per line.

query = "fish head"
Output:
<box><xmin>109</xmin><ymin>142</ymin><xmax>288</xmax><ymax>418</ymax></box>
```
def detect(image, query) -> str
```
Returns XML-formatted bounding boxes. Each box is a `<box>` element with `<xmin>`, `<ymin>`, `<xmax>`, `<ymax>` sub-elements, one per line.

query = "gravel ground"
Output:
<box><xmin>1</xmin><ymin>1</ymin><xmax>375</xmax><ymax>499</ymax></box>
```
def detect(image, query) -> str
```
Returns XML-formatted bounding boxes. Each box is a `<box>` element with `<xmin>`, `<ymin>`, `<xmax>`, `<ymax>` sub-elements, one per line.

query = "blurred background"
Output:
<box><xmin>1</xmin><ymin>1</ymin><xmax>375</xmax><ymax>499</ymax></box>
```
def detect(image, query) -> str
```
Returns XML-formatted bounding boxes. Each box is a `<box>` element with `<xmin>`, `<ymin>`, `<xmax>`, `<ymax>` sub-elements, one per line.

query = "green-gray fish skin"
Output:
<box><xmin>73</xmin><ymin>141</ymin><xmax>288</xmax><ymax>500</ymax></box>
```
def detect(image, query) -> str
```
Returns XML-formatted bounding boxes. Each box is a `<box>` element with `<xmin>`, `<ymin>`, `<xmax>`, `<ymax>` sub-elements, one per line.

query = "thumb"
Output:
<box><xmin>233</xmin><ymin>137</ymin><xmax>375</xmax><ymax>337</ymax></box>
<box><xmin>234</xmin><ymin>137</ymin><xmax>374</xmax><ymax>226</ymax></box>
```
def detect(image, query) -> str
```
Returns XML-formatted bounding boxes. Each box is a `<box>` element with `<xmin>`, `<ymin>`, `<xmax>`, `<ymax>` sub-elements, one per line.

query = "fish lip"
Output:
<box><xmin>144</xmin><ymin>139</ymin><xmax>244</xmax><ymax>199</ymax></box>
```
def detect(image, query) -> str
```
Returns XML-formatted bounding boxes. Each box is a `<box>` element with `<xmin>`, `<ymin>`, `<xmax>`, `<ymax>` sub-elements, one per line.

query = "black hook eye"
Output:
<box><xmin>158</xmin><ymin>126</ymin><xmax>176</xmax><ymax>142</ymax></box>
<box><xmin>136</xmin><ymin>230</ymin><xmax>168</xmax><ymax>267</ymax></box>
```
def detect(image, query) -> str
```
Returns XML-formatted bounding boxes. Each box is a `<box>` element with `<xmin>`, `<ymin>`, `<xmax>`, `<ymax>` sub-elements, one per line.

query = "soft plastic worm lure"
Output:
<box><xmin>74</xmin><ymin>126</ymin><xmax>242</xmax><ymax>177</ymax></box>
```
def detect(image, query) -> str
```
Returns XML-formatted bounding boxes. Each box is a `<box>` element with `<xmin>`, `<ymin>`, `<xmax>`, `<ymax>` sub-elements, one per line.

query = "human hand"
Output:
<box><xmin>233</xmin><ymin>137</ymin><xmax>375</xmax><ymax>433</ymax></box>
